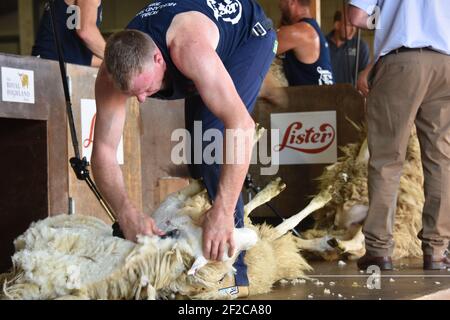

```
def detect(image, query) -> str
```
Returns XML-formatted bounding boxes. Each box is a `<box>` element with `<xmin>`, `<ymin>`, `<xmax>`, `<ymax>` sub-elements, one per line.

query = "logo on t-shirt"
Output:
<box><xmin>137</xmin><ymin>2</ymin><xmax>177</xmax><ymax>18</ymax></box>
<box><xmin>317</xmin><ymin>67</ymin><xmax>334</xmax><ymax>85</ymax></box>
<box><xmin>206</xmin><ymin>0</ymin><xmax>242</xmax><ymax>25</ymax></box>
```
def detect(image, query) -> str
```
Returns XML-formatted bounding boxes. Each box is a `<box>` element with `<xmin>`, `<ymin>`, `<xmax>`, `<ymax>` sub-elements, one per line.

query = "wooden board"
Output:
<box><xmin>0</xmin><ymin>53</ymin><xmax>68</xmax><ymax>271</ymax></box>
<box><xmin>139</xmin><ymin>98</ymin><xmax>190</xmax><ymax>215</ymax></box>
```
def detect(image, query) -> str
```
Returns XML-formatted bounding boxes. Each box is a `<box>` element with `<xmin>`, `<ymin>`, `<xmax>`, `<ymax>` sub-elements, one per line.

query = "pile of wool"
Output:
<box><xmin>302</xmin><ymin>128</ymin><xmax>424</xmax><ymax>260</ymax></box>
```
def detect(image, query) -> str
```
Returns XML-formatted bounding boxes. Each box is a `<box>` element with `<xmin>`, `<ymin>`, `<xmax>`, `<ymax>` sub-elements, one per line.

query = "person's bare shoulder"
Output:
<box><xmin>74</xmin><ymin>0</ymin><xmax>102</xmax><ymax>7</ymax></box>
<box><xmin>294</xmin><ymin>21</ymin><xmax>319</xmax><ymax>43</ymax></box>
<box><xmin>166</xmin><ymin>11</ymin><xmax>219</xmax><ymax>50</ymax></box>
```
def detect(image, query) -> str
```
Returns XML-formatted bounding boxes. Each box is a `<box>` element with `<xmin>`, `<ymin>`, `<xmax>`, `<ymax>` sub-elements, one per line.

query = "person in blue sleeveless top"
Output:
<box><xmin>92</xmin><ymin>0</ymin><xmax>277</xmax><ymax>297</ymax></box>
<box><xmin>277</xmin><ymin>0</ymin><xmax>334</xmax><ymax>86</ymax></box>
<box><xmin>32</xmin><ymin>0</ymin><xmax>105</xmax><ymax>67</ymax></box>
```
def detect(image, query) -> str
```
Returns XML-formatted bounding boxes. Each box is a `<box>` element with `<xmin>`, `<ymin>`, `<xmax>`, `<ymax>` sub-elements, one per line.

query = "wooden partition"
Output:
<box><xmin>0</xmin><ymin>53</ymin><xmax>67</xmax><ymax>271</ymax></box>
<box><xmin>66</xmin><ymin>64</ymin><xmax>143</xmax><ymax>223</ymax></box>
<box><xmin>249</xmin><ymin>84</ymin><xmax>365</xmax><ymax>220</ymax></box>
<box><xmin>139</xmin><ymin>98</ymin><xmax>190</xmax><ymax>214</ymax></box>
<box><xmin>0</xmin><ymin>54</ymin><xmax>144</xmax><ymax>271</ymax></box>
<box><xmin>67</xmin><ymin>67</ymin><xmax>188</xmax><ymax>221</ymax></box>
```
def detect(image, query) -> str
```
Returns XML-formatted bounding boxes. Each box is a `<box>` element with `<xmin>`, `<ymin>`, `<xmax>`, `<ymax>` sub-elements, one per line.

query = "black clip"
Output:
<box><xmin>112</xmin><ymin>222</ymin><xmax>125</xmax><ymax>239</ymax></box>
<box><xmin>69</xmin><ymin>157</ymin><xmax>90</xmax><ymax>180</ymax></box>
<box><xmin>252</xmin><ymin>22</ymin><xmax>267</xmax><ymax>37</ymax></box>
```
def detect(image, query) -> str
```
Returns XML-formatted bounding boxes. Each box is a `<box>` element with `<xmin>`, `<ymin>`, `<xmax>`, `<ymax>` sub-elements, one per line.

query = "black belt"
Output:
<box><xmin>252</xmin><ymin>18</ymin><xmax>273</xmax><ymax>37</ymax></box>
<box><xmin>385</xmin><ymin>46</ymin><xmax>434</xmax><ymax>56</ymax></box>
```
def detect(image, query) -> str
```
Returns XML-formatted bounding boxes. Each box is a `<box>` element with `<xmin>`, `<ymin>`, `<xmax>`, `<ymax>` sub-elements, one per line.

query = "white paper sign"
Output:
<box><xmin>1</xmin><ymin>67</ymin><xmax>35</xmax><ymax>104</ymax></box>
<box><xmin>271</xmin><ymin>111</ymin><xmax>337</xmax><ymax>165</ymax></box>
<box><xmin>81</xmin><ymin>99</ymin><xmax>124</xmax><ymax>164</ymax></box>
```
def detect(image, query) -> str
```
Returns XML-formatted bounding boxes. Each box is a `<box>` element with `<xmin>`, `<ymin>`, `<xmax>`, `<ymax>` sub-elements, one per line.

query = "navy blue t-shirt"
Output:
<box><xmin>126</xmin><ymin>0</ymin><xmax>269</xmax><ymax>100</ymax></box>
<box><xmin>32</xmin><ymin>0</ymin><xmax>103</xmax><ymax>66</ymax></box>
<box><xmin>282</xmin><ymin>18</ymin><xmax>334</xmax><ymax>86</ymax></box>
<box><xmin>326</xmin><ymin>31</ymin><xmax>370</xmax><ymax>85</ymax></box>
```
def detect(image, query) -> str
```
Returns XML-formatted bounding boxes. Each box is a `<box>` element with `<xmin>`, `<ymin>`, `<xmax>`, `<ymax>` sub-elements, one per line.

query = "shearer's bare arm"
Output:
<box><xmin>92</xmin><ymin>65</ymin><xmax>164</xmax><ymax>241</ymax></box>
<box><xmin>348</xmin><ymin>5</ymin><xmax>370</xmax><ymax>30</ymax></box>
<box><xmin>277</xmin><ymin>22</ymin><xmax>320</xmax><ymax>64</ymax></box>
<box><xmin>75</xmin><ymin>0</ymin><xmax>106</xmax><ymax>66</ymax></box>
<box><xmin>167</xmin><ymin>12</ymin><xmax>256</xmax><ymax>261</ymax></box>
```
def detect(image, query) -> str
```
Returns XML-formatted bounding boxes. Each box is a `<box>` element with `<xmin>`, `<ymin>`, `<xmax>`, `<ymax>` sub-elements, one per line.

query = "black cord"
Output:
<box><xmin>245</xmin><ymin>174</ymin><xmax>300</xmax><ymax>237</ymax></box>
<box><xmin>48</xmin><ymin>0</ymin><xmax>80</xmax><ymax>159</ymax></box>
<box><xmin>48</xmin><ymin>0</ymin><xmax>119</xmax><ymax>229</ymax></box>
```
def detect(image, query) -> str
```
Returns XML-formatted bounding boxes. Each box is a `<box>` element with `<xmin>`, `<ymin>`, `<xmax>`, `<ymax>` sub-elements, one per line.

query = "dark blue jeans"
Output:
<box><xmin>185</xmin><ymin>28</ymin><xmax>276</xmax><ymax>286</ymax></box>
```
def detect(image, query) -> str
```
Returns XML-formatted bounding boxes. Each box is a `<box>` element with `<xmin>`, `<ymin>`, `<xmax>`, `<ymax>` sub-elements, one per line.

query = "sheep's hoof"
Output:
<box><xmin>327</xmin><ymin>238</ymin><xmax>344</xmax><ymax>252</ymax></box>
<box><xmin>160</xmin><ymin>229</ymin><xmax>180</xmax><ymax>239</ymax></box>
<box><xmin>327</xmin><ymin>238</ymin><xmax>347</xmax><ymax>253</ymax></box>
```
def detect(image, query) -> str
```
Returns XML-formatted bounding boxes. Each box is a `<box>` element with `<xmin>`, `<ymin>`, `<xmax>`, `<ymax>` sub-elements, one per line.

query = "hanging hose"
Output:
<box><xmin>47</xmin><ymin>0</ymin><xmax>123</xmax><ymax>238</ymax></box>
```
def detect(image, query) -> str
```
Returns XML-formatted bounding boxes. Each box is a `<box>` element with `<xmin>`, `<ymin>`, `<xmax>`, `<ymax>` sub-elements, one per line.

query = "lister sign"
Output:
<box><xmin>271</xmin><ymin>111</ymin><xmax>337</xmax><ymax>165</ymax></box>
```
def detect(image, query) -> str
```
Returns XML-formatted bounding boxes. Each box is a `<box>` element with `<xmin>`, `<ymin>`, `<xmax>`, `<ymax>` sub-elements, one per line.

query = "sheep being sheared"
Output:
<box><xmin>299</xmin><ymin>128</ymin><xmax>424</xmax><ymax>261</ymax></box>
<box><xmin>1</xmin><ymin>176</ymin><xmax>332</xmax><ymax>300</ymax></box>
<box><xmin>258</xmin><ymin>57</ymin><xmax>289</xmax><ymax>107</ymax></box>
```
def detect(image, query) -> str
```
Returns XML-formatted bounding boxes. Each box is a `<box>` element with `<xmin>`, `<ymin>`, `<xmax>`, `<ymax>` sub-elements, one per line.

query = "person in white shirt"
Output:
<box><xmin>349</xmin><ymin>0</ymin><xmax>450</xmax><ymax>271</ymax></box>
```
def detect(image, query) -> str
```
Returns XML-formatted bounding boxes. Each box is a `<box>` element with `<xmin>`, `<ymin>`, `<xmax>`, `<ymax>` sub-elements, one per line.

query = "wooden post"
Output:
<box><xmin>310</xmin><ymin>0</ymin><xmax>321</xmax><ymax>25</ymax></box>
<box><xmin>66</xmin><ymin>64</ymin><xmax>143</xmax><ymax>222</ymax></box>
<box><xmin>122</xmin><ymin>98</ymin><xmax>144</xmax><ymax>212</ymax></box>
<box><xmin>18</xmin><ymin>0</ymin><xmax>35</xmax><ymax>55</ymax></box>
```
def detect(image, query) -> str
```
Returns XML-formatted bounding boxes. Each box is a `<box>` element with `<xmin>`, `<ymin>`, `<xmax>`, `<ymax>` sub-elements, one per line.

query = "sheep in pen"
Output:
<box><xmin>1</xmin><ymin>125</ymin><xmax>333</xmax><ymax>300</ymax></box>
<box><xmin>260</xmin><ymin>60</ymin><xmax>424</xmax><ymax>262</ymax></box>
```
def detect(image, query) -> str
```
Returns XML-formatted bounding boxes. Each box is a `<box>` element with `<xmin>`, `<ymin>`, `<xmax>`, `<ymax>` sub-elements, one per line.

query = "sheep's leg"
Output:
<box><xmin>296</xmin><ymin>228</ymin><xmax>365</xmax><ymax>260</ymax></box>
<box><xmin>296</xmin><ymin>236</ymin><xmax>334</xmax><ymax>252</ymax></box>
<box><xmin>272</xmin><ymin>188</ymin><xmax>332</xmax><ymax>240</ymax></box>
<box><xmin>356</xmin><ymin>139</ymin><xmax>369</xmax><ymax>164</ymax></box>
<box><xmin>188</xmin><ymin>256</ymin><xmax>209</xmax><ymax>276</ymax></box>
<box><xmin>187</xmin><ymin>228</ymin><xmax>258</xmax><ymax>276</ymax></box>
<box><xmin>174</xmin><ymin>180</ymin><xmax>204</xmax><ymax>199</ymax></box>
<box><xmin>254</xmin><ymin>123</ymin><xmax>266</xmax><ymax>145</ymax></box>
<box><xmin>327</xmin><ymin>226</ymin><xmax>365</xmax><ymax>255</ymax></box>
<box><xmin>244</xmin><ymin>178</ymin><xmax>286</xmax><ymax>218</ymax></box>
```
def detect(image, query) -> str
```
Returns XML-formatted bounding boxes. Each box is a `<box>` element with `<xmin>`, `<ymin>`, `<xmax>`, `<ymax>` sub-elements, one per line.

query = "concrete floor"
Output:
<box><xmin>245</xmin><ymin>258</ymin><xmax>450</xmax><ymax>300</ymax></box>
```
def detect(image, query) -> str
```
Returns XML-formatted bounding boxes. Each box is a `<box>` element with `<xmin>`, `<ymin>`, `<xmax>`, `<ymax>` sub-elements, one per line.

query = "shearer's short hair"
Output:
<box><xmin>296</xmin><ymin>0</ymin><xmax>311</xmax><ymax>6</ymax></box>
<box><xmin>104</xmin><ymin>30</ymin><xmax>158</xmax><ymax>92</ymax></box>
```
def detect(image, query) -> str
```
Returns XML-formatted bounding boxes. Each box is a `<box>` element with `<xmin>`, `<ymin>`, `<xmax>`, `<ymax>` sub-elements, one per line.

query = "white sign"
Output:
<box><xmin>271</xmin><ymin>111</ymin><xmax>337</xmax><ymax>165</ymax></box>
<box><xmin>81</xmin><ymin>99</ymin><xmax>124</xmax><ymax>165</ymax></box>
<box><xmin>1</xmin><ymin>67</ymin><xmax>35</xmax><ymax>104</ymax></box>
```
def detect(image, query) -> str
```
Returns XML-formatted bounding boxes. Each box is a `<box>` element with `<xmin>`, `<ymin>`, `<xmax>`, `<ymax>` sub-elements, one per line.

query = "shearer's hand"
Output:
<box><xmin>119</xmin><ymin>209</ymin><xmax>165</xmax><ymax>242</ymax></box>
<box><xmin>202</xmin><ymin>206</ymin><xmax>236</xmax><ymax>261</ymax></box>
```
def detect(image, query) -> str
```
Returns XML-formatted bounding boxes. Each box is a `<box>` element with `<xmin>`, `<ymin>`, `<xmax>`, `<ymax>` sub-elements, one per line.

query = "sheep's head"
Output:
<box><xmin>150</xmin><ymin>180</ymin><xmax>258</xmax><ymax>279</ymax></box>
